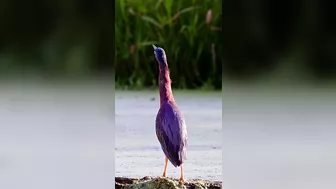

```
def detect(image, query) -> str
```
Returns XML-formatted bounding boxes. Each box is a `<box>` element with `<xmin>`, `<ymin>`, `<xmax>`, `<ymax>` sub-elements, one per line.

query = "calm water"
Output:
<box><xmin>0</xmin><ymin>81</ymin><xmax>114</xmax><ymax>189</ymax></box>
<box><xmin>115</xmin><ymin>91</ymin><xmax>222</xmax><ymax>181</ymax></box>
<box><xmin>223</xmin><ymin>85</ymin><xmax>336</xmax><ymax>189</ymax></box>
<box><xmin>2</xmin><ymin>80</ymin><xmax>335</xmax><ymax>189</ymax></box>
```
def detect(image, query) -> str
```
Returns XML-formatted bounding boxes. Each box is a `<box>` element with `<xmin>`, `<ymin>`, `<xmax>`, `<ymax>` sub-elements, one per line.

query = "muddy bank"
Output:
<box><xmin>115</xmin><ymin>176</ymin><xmax>222</xmax><ymax>189</ymax></box>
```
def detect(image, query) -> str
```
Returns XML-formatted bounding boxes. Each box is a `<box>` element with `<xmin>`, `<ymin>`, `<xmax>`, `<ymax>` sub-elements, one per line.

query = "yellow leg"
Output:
<box><xmin>162</xmin><ymin>157</ymin><xmax>168</xmax><ymax>177</ymax></box>
<box><xmin>179</xmin><ymin>165</ymin><xmax>184</xmax><ymax>181</ymax></box>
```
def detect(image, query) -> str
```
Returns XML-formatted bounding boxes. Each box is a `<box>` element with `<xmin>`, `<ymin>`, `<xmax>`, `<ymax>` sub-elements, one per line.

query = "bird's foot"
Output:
<box><xmin>162</xmin><ymin>172</ymin><xmax>166</xmax><ymax>177</ymax></box>
<box><xmin>179</xmin><ymin>177</ymin><xmax>185</xmax><ymax>182</ymax></box>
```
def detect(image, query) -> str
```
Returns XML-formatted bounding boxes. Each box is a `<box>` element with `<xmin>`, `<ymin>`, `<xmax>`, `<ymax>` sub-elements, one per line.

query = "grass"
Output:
<box><xmin>115</xmin><ymin>0</ymin><xmax>222</xmax><ymax>90</ymax></box>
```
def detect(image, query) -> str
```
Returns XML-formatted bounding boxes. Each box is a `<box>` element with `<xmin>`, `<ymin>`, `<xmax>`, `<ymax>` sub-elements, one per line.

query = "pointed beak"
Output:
<box><xmin>152</xmin><ymin>44</ymin><xmax>157</xmax><ymax>50</ymax></box>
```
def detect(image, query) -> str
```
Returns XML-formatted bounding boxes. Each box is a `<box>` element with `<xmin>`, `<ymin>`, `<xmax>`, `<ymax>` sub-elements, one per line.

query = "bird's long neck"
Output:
<box><xmin>159</xmin><ymin>65</ymin><xmax>174</xmax><ymax>105</ymax></box>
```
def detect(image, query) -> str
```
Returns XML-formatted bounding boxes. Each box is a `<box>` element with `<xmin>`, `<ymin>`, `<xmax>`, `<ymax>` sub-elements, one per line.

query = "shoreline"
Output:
<box><xmin>115</xmin><ymin>176</ymin><xmax>222</xmax><ymax>189</ymax></box>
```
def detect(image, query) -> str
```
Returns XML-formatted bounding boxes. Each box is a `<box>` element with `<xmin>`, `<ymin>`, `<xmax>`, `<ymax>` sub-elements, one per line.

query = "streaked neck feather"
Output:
<box><xmin>159</xmin><ymin>66</ymin><xmax>174</xmax><ymax>105</ymax></box>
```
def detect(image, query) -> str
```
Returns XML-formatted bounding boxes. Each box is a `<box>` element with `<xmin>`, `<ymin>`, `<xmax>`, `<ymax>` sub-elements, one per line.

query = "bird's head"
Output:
<box><xmin>152</xmin><ymin>45</ymin><xmax>167</xmax><ymax>66</ymax></box>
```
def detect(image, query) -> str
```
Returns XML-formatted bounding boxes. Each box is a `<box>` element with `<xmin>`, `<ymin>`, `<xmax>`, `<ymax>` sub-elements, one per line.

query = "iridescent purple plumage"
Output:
<box><xmin>156</xmin><ymin>100</ymin><xmax>187</xmax><ymax>167</ymax></box>
<box><xmin>153</xmin><ymin>45</ymin><xmax>188</xmax><ymax>181</ymax></box>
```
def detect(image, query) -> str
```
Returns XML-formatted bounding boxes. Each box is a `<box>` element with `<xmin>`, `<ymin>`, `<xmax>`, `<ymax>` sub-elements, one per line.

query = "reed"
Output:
<box><xmin>115</xmin><ymin>0</ymin><xmax>222</xmax><ymax>90</ymax></box>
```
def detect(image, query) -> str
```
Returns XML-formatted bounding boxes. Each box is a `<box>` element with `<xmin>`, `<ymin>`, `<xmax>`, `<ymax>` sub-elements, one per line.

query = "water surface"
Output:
<box><xmin>0</xmin><ymin>81</ymin><xmax>114</xmax><ymax>189</ymax></box>
<box><xmin>223</xmin><ymin>85</ymin><xmax>336</xmax><ymax>189</ymax></box>
<box><xmin>115</xmin><ymin>90</ymin><xmax>222</xmax><ymax>181</ymax></box>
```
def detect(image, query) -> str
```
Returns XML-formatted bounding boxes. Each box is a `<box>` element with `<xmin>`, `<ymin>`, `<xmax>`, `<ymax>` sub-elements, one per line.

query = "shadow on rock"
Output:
<box><xmin>115</xmin><ymin>176</ymin><xmax>222</xmax><ymax>189</ymax></box>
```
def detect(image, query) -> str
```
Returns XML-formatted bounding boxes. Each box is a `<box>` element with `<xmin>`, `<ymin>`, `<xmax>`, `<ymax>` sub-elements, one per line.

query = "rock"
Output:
<box><xmin>115</xmin><ymin>176</ymin><xmax>222</xmax><ymax>189</ymax></box>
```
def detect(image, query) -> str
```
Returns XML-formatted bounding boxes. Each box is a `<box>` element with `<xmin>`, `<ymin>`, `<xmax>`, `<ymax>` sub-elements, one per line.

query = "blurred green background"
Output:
<box><xmin>0</xmin><ymin>0</ymin><xmax>113</xmax><ymax>79</ymax></box>
<box><xmin>222</xmin><ymin>1</ymin><xmax>335</xmax><ymax>85</ymax></box>
<box><xmin>1</xmin><ymin>0</ymin><xmax>335</xmax><ymax>89</ymax></box>
<box><xmin>115</xmin><ymin>0</ymin><xmax>223</xmax><ymax>90</ymax></box>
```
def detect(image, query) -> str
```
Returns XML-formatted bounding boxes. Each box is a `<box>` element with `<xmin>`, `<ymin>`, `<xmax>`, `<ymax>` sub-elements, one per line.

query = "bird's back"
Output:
<box><xmin>155</xmin><ymin>100</ymin><xmax>188</xmax><ymax>167</ymax></box>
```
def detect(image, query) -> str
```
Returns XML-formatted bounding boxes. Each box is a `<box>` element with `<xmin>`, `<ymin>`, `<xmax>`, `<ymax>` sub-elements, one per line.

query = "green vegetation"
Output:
<box><xmin>1</xmin><ymin>1</ymin><xmax>334</xmax><ymax>89</ymax></box>
<box><xmin>0</xmin><ymin>0</ymin><xmax>113</xmax><ymax>78</ymax></box>
<box><xmin>115</xmin><ymin>0</ymin><xmax>222</xmax><ymax>90</ymax></box>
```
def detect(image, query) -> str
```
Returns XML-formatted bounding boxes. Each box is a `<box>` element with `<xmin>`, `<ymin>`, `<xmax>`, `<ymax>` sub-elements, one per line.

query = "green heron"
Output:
<box><xmin>152</xmin><ymin>45</ymin><xmax>188</xmax><ymax>181</ymax></box>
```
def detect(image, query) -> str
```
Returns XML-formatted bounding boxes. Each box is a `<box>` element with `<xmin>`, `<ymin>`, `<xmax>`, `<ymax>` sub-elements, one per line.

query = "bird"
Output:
<box><xmin>152</xmin><ymin>44</ymin><xmax>188</xmax><ymax>182</ymax></box>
